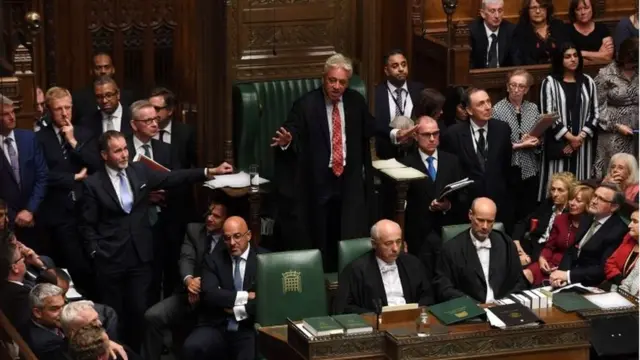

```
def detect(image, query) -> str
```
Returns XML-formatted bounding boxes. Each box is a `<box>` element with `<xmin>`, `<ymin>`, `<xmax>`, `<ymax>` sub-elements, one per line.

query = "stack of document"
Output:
<box><xmin>372</xmin><ymin>158</ymin><xmax>427</xmax><ymax>180</ymax></box>
<box><xmin>438</xmin><ymin>178</ymin><xmax>474</xmax><ymax>201</ymax></box>
<box><xmin>203</xmin><ymin>171</ymin><xmax>270</xmax><ymax>189</ymax></box>
<box><xmin>583</xmin><ymin>292</ymin><xmax>635</xmax><ymax>310</ymax></box>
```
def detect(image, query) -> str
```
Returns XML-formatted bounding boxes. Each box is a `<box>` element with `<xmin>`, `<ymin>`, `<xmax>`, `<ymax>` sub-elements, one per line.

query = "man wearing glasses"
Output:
<box><xmin>183</xmin><ymin>216</ymin><xmax>264</xmax><ymax>360</ymax></box>
<box><xmin>550</xmin><ymin>183</ymin><xmax>629</xmax><ymax>287</ymax></box>
<box><xmin>1</xmin><ymin>242</ymin><xmax>31</xmax><ymax>338</ymax></box>
<box><xmin>77</xmin><ymin>76</ymin><xmax>133</xmax><ymax>138</ymax></box>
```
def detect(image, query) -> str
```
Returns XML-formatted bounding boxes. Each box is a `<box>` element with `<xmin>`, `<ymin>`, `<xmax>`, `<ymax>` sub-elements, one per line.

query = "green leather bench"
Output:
<box><xmin>232</xmin><ymin>75</ymin><xmax>367</xmax><ymax>180</ymax></box>
<box><xmin>441</xmin><ymin>222</ymin><xmax>506</xmax><ymax>243</ymax></box>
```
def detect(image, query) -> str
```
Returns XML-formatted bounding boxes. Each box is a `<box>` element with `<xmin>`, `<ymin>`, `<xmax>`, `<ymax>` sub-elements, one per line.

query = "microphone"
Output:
<box><xmin>373</xmin><ymin>298</ymin><xmax>382</xmax><ymax>331</ymax></box>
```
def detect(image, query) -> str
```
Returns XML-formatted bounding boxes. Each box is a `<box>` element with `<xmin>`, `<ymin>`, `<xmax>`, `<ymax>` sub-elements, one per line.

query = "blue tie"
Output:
<box><xmin>426</xmin><ymin>156</ymin><xmax>436</xmax><ymax>180</ymax></box>
<box><xmin>227</xmin><ymin>256</ymin><xmax>243</xmax><ymax>331</ymax></box>
<box><xmin>118</xmin><ymin>171</ymin><xmax>133</xmax><ymax>213</ymax></box>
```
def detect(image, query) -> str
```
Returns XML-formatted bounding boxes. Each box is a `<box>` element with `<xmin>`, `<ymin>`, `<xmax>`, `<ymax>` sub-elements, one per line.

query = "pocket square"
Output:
<box><xmin>140</xmin><ymin>184</ymin><xmax>147</xmax><ymax>189</ymax></box>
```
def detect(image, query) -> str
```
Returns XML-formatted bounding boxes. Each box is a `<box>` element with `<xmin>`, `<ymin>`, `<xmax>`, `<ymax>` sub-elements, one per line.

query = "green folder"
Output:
<box><xmin>553</xmin><ymin>293</ymin><xmax>600</xmax><ymax>312</ymax></box>
<box><xmin>428</xmin><ymin>296</ymin><xmax>485</xmax><ymax>325</ymax></box>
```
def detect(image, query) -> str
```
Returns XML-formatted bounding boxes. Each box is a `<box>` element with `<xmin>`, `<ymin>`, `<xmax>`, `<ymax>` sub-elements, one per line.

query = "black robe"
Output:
<box><xmin>333</xmin><ymin>250</ymin><xmax>434</xmax><ymax>314</ymax></box>
<box><xmin>274</xmin><ymin>88</ymin><xmax>377</xmax><ymax>253</ymax></box>
<box><xmin>433</xmin><ymin>229</ymin><xmax>526</xmax><ymax>303</ymax></box>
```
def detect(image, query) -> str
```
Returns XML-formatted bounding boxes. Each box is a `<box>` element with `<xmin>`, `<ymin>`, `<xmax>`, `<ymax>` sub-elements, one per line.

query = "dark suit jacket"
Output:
<box><xmin>167</xmin><ymin>120</ymin><xmax>198</xmax><ymax>169</ymax></box>
<box><xmin>199</xmin><ymin>246</ymin><xmax>264</xmax><ymax>327</ymax></box>
<box><xmin>27</xmin><ymin>321</ymin><xmax>66</xmax><ymax>360</ymax></box>
<box><xmin>0</xmin><ymin>129</ymin><xmax>48</xmax><ymax>221</ymax></box>
<box><xmin>400</xmin><ymin>149</ymin><xmax>463</xmax><ymax>278</ymax></box>
<box><xmin>179</xmin><ymin>223</ymin><xmax>223</xmax><ymax>286</ymax></box>
<box><xmin>77</xmin><ymin>105</ymin><xmax>133</xmax><ymax>139</ymax></box>
<box><xmin>559</xmin><ymin>214</ymin><xmax>628</xmax><ymax>286</ymax></box>
<box><xmin>434</xmin><ymin>230</ymin><xmax>526</xmax><ymax>303</ymax></box>
<box><xmin>72</xmin><ymin>86</ymin><xmax>134</xmax><ymax>123</ymax></box>
<box><xmin>333</xmin><ymin>251</ymin><xmax>434</xmax><ymax>314</ymax></box>
<box><xmin>36</xmin><ymin>126</ymin><xmax>101</xmax><ymax>226</ymax></box>
<box><xmin>440</xmin><ymin>120</ymin><xmax>513</xmax><ymax>222</ymax></box>
<box><xmin>78</xmin><ymin>163</ymin><xmax>207</xmax><ymax>270</ymax></box>
<box><xmin>469</xmin><ymin>18</ymin><xmax>520</xmax><ymax>69</ymax></box>
<box><xmin>0</xmin><ymin>281</ymin><xmax>31</xmax><ymax>338</ymax></box>
<box><xmin>374</xmin><ymin>81</ymin><xmax>424</xmax><ymax>159</ymax></box>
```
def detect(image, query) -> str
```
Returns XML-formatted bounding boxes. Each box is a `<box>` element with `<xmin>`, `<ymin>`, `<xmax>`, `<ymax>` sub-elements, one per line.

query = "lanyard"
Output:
<box><xmin>387</xmin><ymin>85</ymin><xmax>409</xmax><ymax>115</ymax></box>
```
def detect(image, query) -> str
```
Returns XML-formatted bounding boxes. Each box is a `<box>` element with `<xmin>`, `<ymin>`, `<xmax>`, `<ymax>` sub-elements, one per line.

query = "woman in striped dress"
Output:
<box><xmin>538</xmin><ymin>42</ymin><xmax>599</xmax><ymax>200</ymax></box>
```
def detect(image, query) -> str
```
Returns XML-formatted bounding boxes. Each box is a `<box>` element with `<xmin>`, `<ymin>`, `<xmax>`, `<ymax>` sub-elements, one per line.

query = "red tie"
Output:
<box><xmin>331</xmin><ymin>101</ymin><xmax>344</xmax><ymax>176</ymax></box>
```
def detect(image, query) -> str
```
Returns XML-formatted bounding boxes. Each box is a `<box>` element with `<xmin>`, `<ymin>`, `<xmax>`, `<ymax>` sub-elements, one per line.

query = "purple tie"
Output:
<box><xmin>4</xmin><ymin>138</ymin><xmax>20</xmax><ymax>186</ymax></box>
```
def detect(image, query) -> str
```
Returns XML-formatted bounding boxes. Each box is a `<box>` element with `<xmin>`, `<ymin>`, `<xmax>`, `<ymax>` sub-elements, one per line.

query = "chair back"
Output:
<box><xmin>256</xmin><ymin>249</ymin><xmax>328</xmax><ymax>326</ymax></box>
<box><xmin>338</xmin><ymin>238</ymin><xmax>372</xmax><ymax>274</ymax></box>
<box><xmin>441</xmin><ymin>222</ymin><xmax>505</xmax><ymax>243</ymax></box>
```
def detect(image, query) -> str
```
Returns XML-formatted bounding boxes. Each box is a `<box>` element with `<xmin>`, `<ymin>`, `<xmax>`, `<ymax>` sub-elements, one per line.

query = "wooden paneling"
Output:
<box><xmin>422</xmin><ymin>0</ymin><xmax>635</xmax><ymax>34</ymax></box>
<box><xmin>227</xmin><ymin>0</ymin><xmax>356</xmax><ymax>81</ymax></box>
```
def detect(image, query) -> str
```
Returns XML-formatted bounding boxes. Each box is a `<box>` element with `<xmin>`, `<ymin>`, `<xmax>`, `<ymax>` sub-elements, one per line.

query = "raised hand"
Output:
<box><xmin>270</xmin><ymin>127</ymin><xmax>292</xmax><ymax>147</ymax></box>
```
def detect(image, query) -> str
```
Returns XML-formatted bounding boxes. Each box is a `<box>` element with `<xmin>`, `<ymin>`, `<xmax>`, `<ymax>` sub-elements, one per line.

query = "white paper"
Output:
<box><xmin>203</xmin><ymin>171</ymin><xmax>270</xmax><ymax>189</ymax></box>
<box><xmin>372</xmin><ymin>158</ymin><xmax>406</xmax><ymax>170</ymax></box>
<box><xmin>583</xmin><ymin>292</ymin><xmax>634</xmax><ymax>309</ymax></box>
<box><xmin>380</xmin><ymin>167</ymin><xmax>427</xmax><ymax>180</ymax></box>
<box><xmin>550</xmin><ymin>283</ymin><xmax>604</xmax><ymax>294</ymax></box>
<box><xmin>381</xmin><ymin>303</ymin><xmax>419</xmax><ymax>312</ymax></box>
<box><xmin>296</xmin><ymin>323</ymin><xmax>315</xmax><ymax>339</ymax></box>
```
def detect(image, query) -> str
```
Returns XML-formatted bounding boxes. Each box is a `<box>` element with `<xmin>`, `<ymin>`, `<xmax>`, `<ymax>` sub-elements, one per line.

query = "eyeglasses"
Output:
<box><xmin>592</xmin><ymin>194</ymin><xmax>614</xmax><ymax>204</ymax></box>
<box><xmin>134</xmin><ymin>116</ymin><xmax>160</xmax><ymax>124</ymax></box>
<box><xmin>95</xmin><ymin>91</ymin><xmax>119</xmax><ymax>100</ymax></box>
<box><xmin>223</xmin><ymin>230</ymin><xmax>250</xmax><ymax>243</ymax></box>
<box><xmin>508</xmin><ymin>83</ymin><xmax>528</xmax><ymax>90</ymax></box>
<box><xmin>418</xmin><ymin>131</ymin><xmax>440</xmax><ymax>139</ymax></box>
<box><xmin>13</xmin><ymin>255</ymin><xmax>25</xmax><ymax>264</ymax></box>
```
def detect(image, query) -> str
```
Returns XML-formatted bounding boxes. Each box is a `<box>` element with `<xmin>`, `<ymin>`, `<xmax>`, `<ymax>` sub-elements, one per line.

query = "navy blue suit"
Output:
<box><xmin>0</xmin><ymin>129</ymin><xmax>48</xmax><ymax>250</ymax></box>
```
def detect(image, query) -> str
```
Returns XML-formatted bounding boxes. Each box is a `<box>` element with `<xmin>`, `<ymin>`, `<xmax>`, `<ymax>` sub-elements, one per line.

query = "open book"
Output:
<box><xmin>438</xmin><ymin>178</ymin><xmax>474</xmax><ymax>201</ymax></box>
<box><xmin>133</xmin><ymin>153</ymin><xmax>170</xmax><ymax>172</ymax></box>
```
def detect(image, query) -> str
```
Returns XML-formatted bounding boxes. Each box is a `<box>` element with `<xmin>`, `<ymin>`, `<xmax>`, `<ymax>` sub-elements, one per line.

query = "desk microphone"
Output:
<box><xmin>373</xmin><ymin>298</ymin><xmax>383</xmax><ymax>331</ymax></box>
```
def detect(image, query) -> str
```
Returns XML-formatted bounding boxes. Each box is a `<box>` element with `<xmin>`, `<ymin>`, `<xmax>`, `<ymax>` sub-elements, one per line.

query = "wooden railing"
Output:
<box><xmin>0</xmin><ymin>309</ymin><xmax>36</xmax><ymax>360</ymax></box>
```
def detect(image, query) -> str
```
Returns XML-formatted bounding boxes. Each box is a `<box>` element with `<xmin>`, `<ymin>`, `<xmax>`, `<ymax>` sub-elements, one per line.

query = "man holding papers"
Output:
<box><xmin>434</xmin><ymin>198</ymin><xmax>525</xmax><ymax>303</ymax></box>
<box><xmin>401</xmin><ymin>116</ymin><xmax>464</xmax><ymax>278</ymax></box>
<box><xmin>333</xmin><ymin>219</ymin><xmax>434</xmax><ymax>314</ymax></box>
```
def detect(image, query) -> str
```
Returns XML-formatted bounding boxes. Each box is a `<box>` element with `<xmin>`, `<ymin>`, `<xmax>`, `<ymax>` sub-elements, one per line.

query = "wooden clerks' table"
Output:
<box><xmin>258</xmin><ymin>308</ymin><xmax>590</xmax><ymax>360</ymax></box>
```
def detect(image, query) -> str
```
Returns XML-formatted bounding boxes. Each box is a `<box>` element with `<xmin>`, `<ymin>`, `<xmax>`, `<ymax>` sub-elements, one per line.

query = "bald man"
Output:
<box><xmin>401</xmin><ymin>116</ymin><xmax>464</xmax><ymax>279</ymax></box>
<box><xmin>433</xmin><ymin>198</ymin><xmax>524</xmax><ymax>303</ymax></box>
<box><xmin>333</xmin><ymin>219</ymin><xmax>434</xmax><ymax>314</ymax></box>
<box><xmin>183</xmin><ymin>216</ymin><xmax>263</xmax><ymax>360</ymax></box>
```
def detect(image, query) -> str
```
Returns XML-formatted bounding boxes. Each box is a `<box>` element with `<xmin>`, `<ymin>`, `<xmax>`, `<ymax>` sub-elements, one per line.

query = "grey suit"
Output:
<box><xmin>142</xmin><ymin>223</ymin><xmax>222</xmax><ymax>360</ymax></box>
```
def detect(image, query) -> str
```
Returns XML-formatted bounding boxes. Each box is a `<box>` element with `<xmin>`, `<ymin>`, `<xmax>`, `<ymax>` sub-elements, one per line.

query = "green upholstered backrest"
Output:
<box><xmin>232</xmin><ymin>75</ymin><xmax>367</xmax><ymax>181</ymax></box>
<box><xmin>256</xmin><ymin>249</ymin><xmax>328</xmax><ymax>326</ymax></box>
<box><xmin>441</xmin><ymin>222</ymin><xmax>505</xmax><ymax>243</ymax></box>
<box><xmin>338</xmin><ymin>238</ymin><xmax>373</xmax><ymax>274</ymax></box>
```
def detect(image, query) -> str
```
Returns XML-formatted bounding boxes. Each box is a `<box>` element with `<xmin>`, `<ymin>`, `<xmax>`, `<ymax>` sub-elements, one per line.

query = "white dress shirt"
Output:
<box><xmin>376</xmin><ymin>256</ymin><xmax>406</xmax><ymax>306</ymax></box>
<box><xmin>153</xmin><ymin>120</ymin><xmax>172</xmax><ymax>144</ymax></box>
<box><xmin>0</xmin><ymin>130</ymin><xmax>17</xmax><ymax>165</ymax></box>
<box><xmin>484</xmin><ymin>23</ymin><xmax>500</xmax><ymax>67</ymax></box>
<box><xmin>105</xmin><ymin>165</ymin><xmax>133</xmax><ymax>210</ymax></box>
<box><xmin>133</xmin><ymin>136</ymin><xmax>154</xmax><ymax>160</ymax></box>
<box><xmin>386</xmin><ymin>81</ymin><xmax>413</xmax><ymax>121</ymax></box>
<box><xmin>567</xmin><ymin>215</ymin><xmax>612</xmax><ymax>283</ymax></box>
<box><xmin>470</xmin><ymin>230</ymin><xmax>495</xmax><ymax>303</ymax></box>
<box><xmin>469</xmin><ymin>120</ymin><xmax>489</xmax><ymax>154</ymax></box>
<box><xmin>232</xmin><ymin>245</ymin><xmax>251</xmax><ymax>321</ymax></box>
<box><xmin>418</xmin><ymin>148</ymin><xmax>438</xmax><ymax>173</ymax></box>
<box><xmin>102</xmin><ymin>103</ymin><xmax>123</xmax><ymax>133</ymax></box>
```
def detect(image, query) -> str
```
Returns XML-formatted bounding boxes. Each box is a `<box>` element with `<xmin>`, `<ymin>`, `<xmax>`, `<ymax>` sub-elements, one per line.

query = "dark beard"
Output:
<box><xmin>387</xmin><ymin>77</ymin><xmax>406</xmax><ymax>88</ymax></box>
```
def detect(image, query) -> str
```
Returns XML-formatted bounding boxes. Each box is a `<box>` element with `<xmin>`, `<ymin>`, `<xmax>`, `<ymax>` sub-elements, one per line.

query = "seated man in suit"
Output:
<box><xmin>26</xmin><ymin>283</ymin><xmax>67</xmax><ymax>359</ymax></box>
<box><xmin>142</xmin><ymin>200</ymin><xmax>229</xmax><ymax>360</ymax></box>
<box><xmin>0</xmin><ymin>242</ymin><xmax>31</xmax><ymax>338</ymax></box>
<box><xmin>60</xmin><ymin>301</ymin><xmax>133</xmax><ymax>360</ymax></box>
<box><xmin>550</xmin><ymin>183</ymin><xmax>629</xmax><ymax>287</ymax></box>
<box><xmin>402</xmin><ymin>115</ymin><xmax>463</xmax><ymax>279</ymax></box>
<box><xmin>469</xmin><ymin>0</ymin><xmax>519</xmax><ymax>68</ymax></box>
<box><xmin>0</xmin><ymin>94</ymin><xmax>48</xmax><ymax>252</ymax></box>
<box><xmin>183</xmin><ymin>216</ymin><xmax>262</xmax><ymax>360</ymax></box>
<box><xmin>77</xmin><ymin>76</ymin><xmax>133</xmax><ymax>138</ymax></box>
<box><xmin>434</xmin><ymin>197</ymin><xmax>525</xmax><ymax>303</ymax></box>
<box><xmin>334</xmin><ymin>219</ymin><xmax>434</xmax><ymax>314</ymax></box>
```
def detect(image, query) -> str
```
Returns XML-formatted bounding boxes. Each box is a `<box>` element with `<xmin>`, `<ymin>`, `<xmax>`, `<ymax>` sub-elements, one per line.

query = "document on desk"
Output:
<box><xmin>381</xmin><ymin>303</ymin><xmax>419</xmax><ymax>313</ymax></box>
<box><xmin>380</xmin><ymin>167</ymin><xmax>427</xmax><ymax>180</ymax></box>
<box><xmin>203</xmin><ymin>171</ymin><xmax>270</xmax><ymax>189</ymax></box>
<box><xmin>372</xmin><ymin>158</ymin><xmax>406</xmax><ymax>170</ymax></box>
<box><xmin>583</xmin><ymin>292</ymin><xmax>635</xmax><ymax>309</ymax></box>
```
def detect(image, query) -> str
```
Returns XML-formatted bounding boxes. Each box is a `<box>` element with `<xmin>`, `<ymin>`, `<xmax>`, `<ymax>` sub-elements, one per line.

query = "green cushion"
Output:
<box><xmin>232</xmin><ymin>75</ymin><xmax>367</xmax><ymax>181</ymax></box>
<box><xmin>338</xmin><ymin>237</ymin><xmax>373</xmax><ymax>274</ymax></box>
<box><xmin>256</xmin><ymin>249</ymin><xmax>328</xmax><ymax>326</ymax></box>
<box><xmin>441</xmin><ymin>222</ymin><xmax>505</xmax><ymax>243</ymax></box>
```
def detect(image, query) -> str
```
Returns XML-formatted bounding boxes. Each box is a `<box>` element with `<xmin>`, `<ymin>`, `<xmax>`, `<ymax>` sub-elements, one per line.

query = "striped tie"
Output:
<box><xmin>59</xmin><ymin>132</ymin><xmax>68</xmax><ymax>159</ymax></box>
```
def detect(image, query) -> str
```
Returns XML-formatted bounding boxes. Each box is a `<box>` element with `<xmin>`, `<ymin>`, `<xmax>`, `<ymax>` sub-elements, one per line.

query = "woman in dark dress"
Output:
<box><xmin>441</xmin><ymin>86</ymin><xmax>468</xmax><ymax>129</ymax></box>
<box><xmin>515</xmin><ymin>0</ymin><xmax>569</xmax><ymax>65</ymax></box>
<box><xmin>568</xmin><ymin>0</ymin><xmax>614</xmax><ymax>63</ymax></box>
<box><xmin>524</xmin><ymin>184</ymin><xmax>594</xmax><ymax>285</ymax></box>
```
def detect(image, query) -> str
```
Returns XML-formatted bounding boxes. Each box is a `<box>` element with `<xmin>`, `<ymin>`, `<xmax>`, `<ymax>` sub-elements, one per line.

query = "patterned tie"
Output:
<box><xmin>159</xmin><ymin>130</ymin><xmax>167</xmax><ymax>143</ymax></box>
<box><xmin>106</xmin><ymin>115</ymin><xmax>115</xmax><ymax>131</ymax></box>
<box><xmin>4</xmin><ymin>138</ymin><xmax>20</xmax><ymax>186</ymax></box>
<box><xmin>426</xmin><ymin>156</ymin><xmax>436</xmax><ymax>180</ymax></box>
<box><xmin>331</xmin><ymin>101</ymin><xmax>344</xmax><ymax>176</ymax></box>
<box><xmin>58</xmin><ymin>131</ymin><xmax>68</xmax><ymax>159</ymax></box>
<box><xmin>117</xmin><ymin>171</ymin><xmax>133</xmax><ymax>213</ymax></box>
<box><xmin>142</xmin><ymin>144</ymin><xmax>151</xmax><ymax>158</ymax></box>
<box><xmin>227</xmin><ymin>256</ymin><xmax>243</xmax><ymax>331</ymax></box>
<box><xmin>394</xmin><ymin>88</ymin><xmax>404</xmax><ymax>117</ymax></box>
<box><xmin>487</xmin><ymin>33</ymin><xmax>498</xmax><ymax>68</ymax></box>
